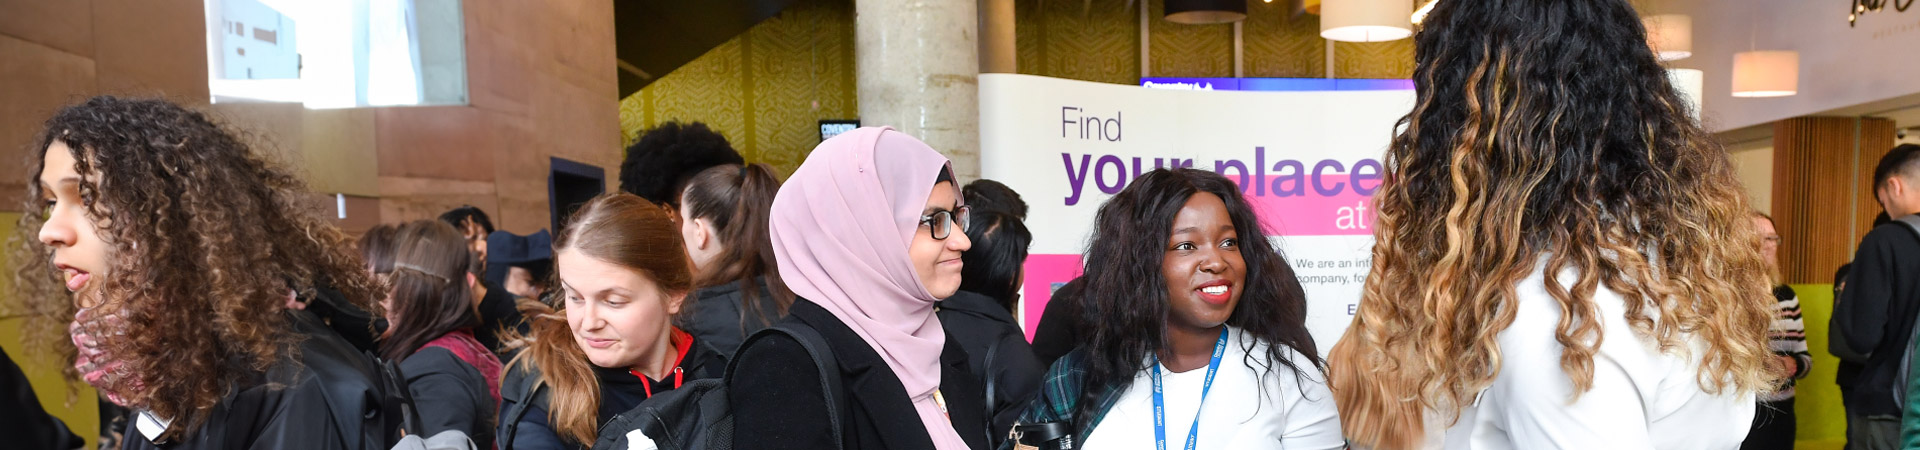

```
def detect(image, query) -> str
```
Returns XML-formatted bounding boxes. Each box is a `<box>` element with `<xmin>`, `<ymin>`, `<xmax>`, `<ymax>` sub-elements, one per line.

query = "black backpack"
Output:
<box><xmin>588</xmin><ymin>322</ymin><xmax>849</xmax><ymax>450</ymax></box>
<box><xmin>1890</xmin><ymin>215</ymin><xmax>1920</xmax><ymax>410</ymax></box>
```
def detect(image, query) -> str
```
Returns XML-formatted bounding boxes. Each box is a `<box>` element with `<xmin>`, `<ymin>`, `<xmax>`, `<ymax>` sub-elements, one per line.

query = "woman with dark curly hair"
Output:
<box><xmin>1008</xmin><ymin>168</ymin><xmax>1341</xmax><ymax>449</ymax></box>
<box><xmin>12</xmin><ymin>96</ymin><xmax>394</xmax><ymax>449</ymax></box>
<box><xmin>1326</xmin><ymin>1</ymin><xmax>1777</xmax><ymax>449</ymax></box>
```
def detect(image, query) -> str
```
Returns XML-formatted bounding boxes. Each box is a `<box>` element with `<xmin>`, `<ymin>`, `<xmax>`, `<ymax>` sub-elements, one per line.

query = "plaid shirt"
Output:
<box><xmin>1003</xmin><ymin>350</ymin><xmax>1124</xmax><ymax>449</ymax></box>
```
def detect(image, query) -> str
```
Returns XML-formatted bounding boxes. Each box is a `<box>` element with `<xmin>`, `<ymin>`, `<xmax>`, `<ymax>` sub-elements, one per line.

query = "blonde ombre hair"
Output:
<box><xmin>1326</xmin><ymin>1</ymin><xmax>1777</xmax><ymax>448</ymax></box>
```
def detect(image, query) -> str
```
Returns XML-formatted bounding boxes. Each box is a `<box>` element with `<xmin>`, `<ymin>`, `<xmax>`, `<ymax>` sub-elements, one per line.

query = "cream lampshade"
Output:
<box><xmin>1642</xmin><ymin>15</ymin><xmax>1693</xmax><ymax>61</ymax></box>
<box><xmin>1732</xmin><ymin>51</ymin><xmax>1798</xmax><ymax>98</ymax></box>
<box><xmin>1321</xmin><ymin>0</ymin><xmax>1412</xmax><ymax>42</ymax></box>
<box><xmin>1667</xmin><ymin>68</ymin><xmax>1704</xmax><ymax>119</ymax></box>
<box><xmin>1166</xmin><ymin>0</ymin><xmax>1248</xmax><ymax>24</ymax></box>
<box><xmin>1411</xmin><ymin>0</ymin><xmax>1437</xmax><ymax>25</ymax></box>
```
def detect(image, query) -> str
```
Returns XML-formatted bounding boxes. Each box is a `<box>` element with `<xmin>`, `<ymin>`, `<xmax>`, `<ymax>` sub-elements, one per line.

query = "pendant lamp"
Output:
<box><xmin>1642</xmin><ymin>14</ymin><xmax>1693</xmax><ymax>61</ymax></box>
<box><xmin>1320</xmin><ymin>0</ymin><xmax>1412</xmax><ymax>42</ymax></box>
<box><xmin>1667</xmin><ymin>68</ymin><xmax>1704</xmax><ymax>119</ymax></box>
<box><xmin>1166</xmin><ymin>0</ymin><xmax>1248</xmax><ymax>24</ymax></box>
<box><xmin>1411</xmin><ymin>0</ymin><xmax>1437</xmax><ymax>25</ymax></box>
<box><xmin>1731</xmin><ymin>51</ymin><xmax>1799</xmax><ymax>97</ymax></box>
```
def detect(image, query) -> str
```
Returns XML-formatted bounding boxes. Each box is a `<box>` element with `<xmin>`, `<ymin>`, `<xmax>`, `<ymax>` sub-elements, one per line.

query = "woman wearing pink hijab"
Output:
<box><xmin>730</xmin><ymin>127</ymin><xmax>988</xmax><ymax>449</ymax></box>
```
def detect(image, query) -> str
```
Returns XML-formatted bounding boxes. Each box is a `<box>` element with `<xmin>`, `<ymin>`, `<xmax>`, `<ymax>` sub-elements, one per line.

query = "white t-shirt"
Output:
<box><xmin>1082</xmin><ymin>327</ymin><xmax>1345</xmax><ymax>450</ymax></box>
<box><xmin>1436</xmin><ymin>265</ymin><xmax>1755</xmax><ymax>449</ymax></box>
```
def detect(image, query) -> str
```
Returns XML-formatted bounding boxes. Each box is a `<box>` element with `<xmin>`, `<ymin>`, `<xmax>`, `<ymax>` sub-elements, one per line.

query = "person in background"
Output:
<box><xmin>731</xmin><ymin>127</ymin><xmax>988</xmax><ymax>449</ymax></box>
<box><xmin>1743</xmin><ymin>212</ymin><xmax>1811</xmax><ymax>450</ymax></box>
<box><xmin>359</xmin><ymin>224</ymin><xmax>400</xmax><ymax>278</ymax></box>
<box><xmin>1012</xmin><ymin>168</ymin><xmax>1342</xmax><ymax>449</ymax></box>
<box><xmin>440</xmin><ymin>205</ymin><xmax>494</xmax><ymax>268</ymax></box>
<box><xmin>1834</xmin><ymin>144</ymin><xmax>1920</xmax><ymax>450</ymax></box>
<box><xmin>1836</xmin><ymin>212</ymin><xmax>1892</xmax><ymax>450</ymax></box>
<box><xmin>1029</xmin><ymin>276</ymin><xmax>1087</xmax><ymax>369</ymax></box>
<box><xmin>619</xmin><ymin>121</ymin><xmax>745</xmax><ymax>217</ymax></box>
<box><xmin>497</xmin><ymin>194</ymin><xmax>727</xmax><ymax>450</ymax></box>
<box><xmin>14</xmin><ymin>96</ymin><xmax>393</xmax><ymax>449</ymax></box>
<box><xmin>380</xmin><ymin>220</ymin><xmax>503</xmax><ymax>448</ymax></box>
<box><xmin>962</xmin><ymin>179</ymin><xmax>1028</xmax><ymax>220</ymax></box>
<box><xmin>1</xmin><ymin>345</ymin><xmax>84</xmax><ymax>450</ymax></box>
<box><xmin>1327</xmin><ymin>1</ymin><xmax>1778</xmax><ymax>448</ymax></box>
<box><xmin>676</xmin><ymin>163</ymin><xmax>796</xmax><ymax>356</ymax></box>
<box><xmin>487</xmin><ymin>229</ymin><xmax>555</xmax><ymax>301</ymax></box>
<box><xmin>357</xmin><ymin>224</ymin><xmax>401</xmax><ymax>340</ymax></box>
<box><xmin>940</xmin><ymin>210</ymin><xmax>1043</xmax><ymax>446</ymax></box>
<box><xmin>442</xmin><ymin>206</ymin><xmax>526</xmax><ymax>355</ymax></box>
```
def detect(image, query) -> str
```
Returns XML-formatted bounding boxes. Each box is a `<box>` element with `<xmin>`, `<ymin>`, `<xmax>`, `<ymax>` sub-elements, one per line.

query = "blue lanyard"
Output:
<box><xmin>1151</xmin><ymin>327</ymin><xmax>1229</xmax><ymax>450</ymax></box>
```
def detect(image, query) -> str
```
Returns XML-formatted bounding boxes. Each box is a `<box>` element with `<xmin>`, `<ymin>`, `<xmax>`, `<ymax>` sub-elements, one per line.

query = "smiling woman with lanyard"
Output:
<box><xmin>1008</xmin><ymin>168</ymin><xmax>1343</xmax><ymax>450</ymax></box>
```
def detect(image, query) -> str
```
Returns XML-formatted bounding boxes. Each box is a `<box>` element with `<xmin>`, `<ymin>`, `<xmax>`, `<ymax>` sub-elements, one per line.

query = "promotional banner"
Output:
<box><xmin>979</xmin><ymin>74</ymin><xmax>1414</xmax><ymax>355</ymax></box>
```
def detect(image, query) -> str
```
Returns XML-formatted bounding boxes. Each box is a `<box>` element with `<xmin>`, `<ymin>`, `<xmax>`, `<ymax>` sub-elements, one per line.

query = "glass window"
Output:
<box><xmin>205</xmin><ymin>0</ymin><xmax>468</xmax><ymax>108</ymax></box>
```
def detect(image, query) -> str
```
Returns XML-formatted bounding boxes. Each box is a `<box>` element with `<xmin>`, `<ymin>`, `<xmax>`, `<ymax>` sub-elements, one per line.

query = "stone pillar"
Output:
<box><xmin>856</xmin><ymin>0</ymin><xmax>982</xmax><ymax>180</ymax></box>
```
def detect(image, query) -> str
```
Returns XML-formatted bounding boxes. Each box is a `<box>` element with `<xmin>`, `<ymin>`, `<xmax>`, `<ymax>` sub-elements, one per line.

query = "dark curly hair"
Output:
<box><xmin>618</xmin><ymin>121</ymin><xmax>744</xmax><ymax>207</ymax></box>
<box><xmin>1326</xmin><ymin>1</ymin><xmax>1775</xmax><ymax>447</ymax></box>
<box><xmin>8</xmin><ymin>96</ymin><xmax>384</xmax><ymax>440</ymax></box>
<box><xmin>1070</xmin><ymin>168</ymin><xmax>1320</xmax><ymax>427</ymax></box>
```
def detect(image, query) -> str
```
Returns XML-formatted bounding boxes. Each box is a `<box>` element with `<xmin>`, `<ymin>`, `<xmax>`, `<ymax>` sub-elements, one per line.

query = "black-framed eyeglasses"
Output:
<box><xmin>920</xmin><ymin>205</ymin><xmax>971</xmax><ymax>240</ymax></box>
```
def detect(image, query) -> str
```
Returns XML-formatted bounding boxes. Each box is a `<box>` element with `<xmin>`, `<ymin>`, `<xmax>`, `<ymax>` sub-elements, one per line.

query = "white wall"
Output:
<box><xmin>1665</xmin><ymin>1</ymin><xmax>1920</xmax><ymax>132</ymax></box>
<box><xmin>1731</xmin><ymin>147</ymin><xmax>1773</xmax><ymax>214</ymax></box>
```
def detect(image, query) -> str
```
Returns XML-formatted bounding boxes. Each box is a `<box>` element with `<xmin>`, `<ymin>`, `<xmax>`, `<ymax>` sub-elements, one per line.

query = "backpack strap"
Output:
<box><xmin>728</xmin><ymin>322</ymin><xmax>848</xmax><ymax>449</ymax></box>
<box><xmin>373</xmin><ymin>354</ymin><xmax>423</xmax><ymax>444</ymax></box>
<box><xmin>497</xmin><ymin>367</ymin><xmax>545</xmax><ymax>450</ymax></box>
<box><xmin>1887</xmin><ymin>215</ymin><xmax>1920</xmax><ymax>410</ymax></box>
<box><xmin>982</xmin><ymin>335</ymin><xmax>1004</xmax><ymax>446</ymax></box>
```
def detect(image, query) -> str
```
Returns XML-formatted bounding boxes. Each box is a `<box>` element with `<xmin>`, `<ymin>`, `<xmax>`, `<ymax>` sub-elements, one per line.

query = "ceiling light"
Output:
<box><xmin>1320</xmin><ymin>0</ymin><xmax>1412</xmax><ymax>42</ymax></box>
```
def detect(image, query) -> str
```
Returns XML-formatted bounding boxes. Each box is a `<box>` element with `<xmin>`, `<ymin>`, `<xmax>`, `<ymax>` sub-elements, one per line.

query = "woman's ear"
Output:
<box><xmin>690</xmin><ymin>218</ymin><xmax>714</xmax><ymax>251</ymax></box>
<box><xmin>665</xmin><ymin>290</ymin><xmax>689</xmax><ymax>316</ymax></box>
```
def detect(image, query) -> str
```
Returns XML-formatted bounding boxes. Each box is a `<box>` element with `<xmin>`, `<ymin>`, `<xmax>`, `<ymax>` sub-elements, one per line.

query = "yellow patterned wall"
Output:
<box><xmin>619</xmin><ymin>0</ymin><xmax>858</xmax><ymax>176</ymax></box>
<box><xmin>619</xmin><ymin>0</ymin><xmax>1415</xmax><ymax>172</ymax></box>
<box><xmin>1017</xmin><ymin>0</ymin><xmax>1414</xmax><ymax>81</ymax></box>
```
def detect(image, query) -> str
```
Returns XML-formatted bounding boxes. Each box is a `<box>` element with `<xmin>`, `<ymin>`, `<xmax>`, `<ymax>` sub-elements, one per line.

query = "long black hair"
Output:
<box><xmin>1072</xmin><ymin>168</ymin><xmax>1321</xmax><ymax>426</ymax></box>
<box><xmin>958</xmin><ymin>211</ymin><xmax>1032</xmax><ymax>311</ymax></box>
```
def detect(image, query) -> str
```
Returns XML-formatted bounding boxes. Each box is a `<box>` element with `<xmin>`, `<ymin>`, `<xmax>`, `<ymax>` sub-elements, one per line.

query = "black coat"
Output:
<box><xmin>679</xmin><ymin>277</ymin><xmax>785</xmax><ymax>357</ymax></box>
<box><xmin>1</xmin><ymin>344</ymin><xmax>83</xmax><ymax>450</ymax></box>
<box><xmin>474</xmin><ymin>279</ymin><xmax>528</xmax><ymax>354</ymax></box>
<box><xmin>1832</xmin><ymin>222</ymin><xmax>1920</xmax><ymax>415</ymax></box>
<box><xmin>730</xmin><ymin>298</ymin><xmax>990</xmax><ymax>450</ymax></box>
<box><xmin>1028</xmin><ymin>278</ymin><xmax>1085</xmax><ymax>369</ymax></box>
<box><xmin>936</xmin><ymin>291</ymin><xmax>1042</xmax><ymax>447</ymax></box>
<box><xmin>497</xmin><ymin>333</ymin><xmax>728</xmax><ymax>450</ymax></box>
<box><xmin>300</xmin><ymin>283</ymin><xmax>381</xmax><ymax>354</ymax></box>
<box><xmin>400</xmin><ymin>346</ymin><xmax>496</xmax><ymax>449</ymax></box>
<box><xmin>123</xmin><ymin>310</ymin><xmax>397</xmax><ymax>450</ymax></box>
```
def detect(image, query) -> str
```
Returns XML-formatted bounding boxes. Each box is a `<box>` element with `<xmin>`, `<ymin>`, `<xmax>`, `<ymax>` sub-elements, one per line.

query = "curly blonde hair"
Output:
<box><xmin>1325</xmin><ymin>1</ymin><xmax>1777</xmax><ymax>448</ymax></box>
<box><xmin>8</xmin><ymin>96</ymin><xmax>383</xmax><ymax>440</ymax></box>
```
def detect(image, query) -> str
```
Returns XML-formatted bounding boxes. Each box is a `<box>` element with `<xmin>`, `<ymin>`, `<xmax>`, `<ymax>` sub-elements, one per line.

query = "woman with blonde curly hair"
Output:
<box><xmin>1326</xmin><ymin>1</ymin><xmax>1779</xmax><ymax>449</ymax></box>
<box><xmin>13</xmin><ymin>96</ymin><xmax>392</xmax><ymax>449</ymax></box>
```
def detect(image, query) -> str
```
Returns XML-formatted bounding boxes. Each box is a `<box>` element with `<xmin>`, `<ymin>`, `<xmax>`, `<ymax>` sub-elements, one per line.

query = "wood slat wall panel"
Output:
<box><xmin>1857</xmin><ymin>120</ymin><xmax>1896</xmax><ymax>241</ymax></box>
<box><xmin>1772</xmin><ymin>117</ymin><xmax>1895</xmax><ymax>284</ymax></box>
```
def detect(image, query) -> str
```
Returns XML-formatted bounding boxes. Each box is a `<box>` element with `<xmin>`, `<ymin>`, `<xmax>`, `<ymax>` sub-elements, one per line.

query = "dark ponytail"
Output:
<box><xmin>681</xmin><ymin>163</ymin><xmax>796</xmax><ymax>327</ymax></box>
